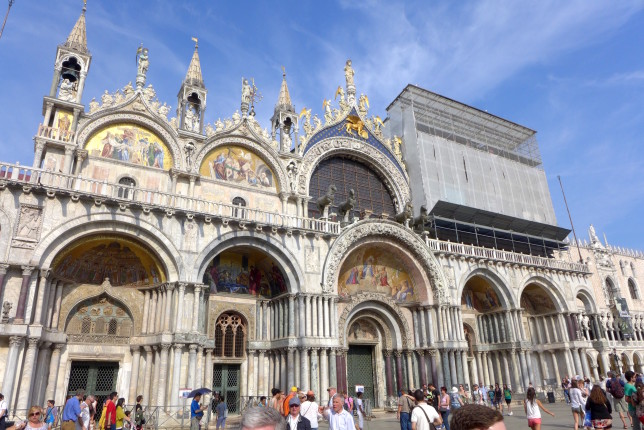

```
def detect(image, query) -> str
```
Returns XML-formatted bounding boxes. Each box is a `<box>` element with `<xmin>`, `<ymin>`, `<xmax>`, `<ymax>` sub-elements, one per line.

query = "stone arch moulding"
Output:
<box><xmin>457</xmin><ymin>267</ymin><xmax>516</xmax><ymax>310</ymax></box>
<box><xmin>298</xmin><ymin>137</ymin><xmax>410</xmax><ymax>211</ymax></box>
<box><xmin>75</xmin><ymin>111</ymin><xmax>183</xmax><ymax>171</ymax></box>
<box><xmin>322</xmin><ymin>219</ymin><xmax>449</xmax><ymax>303</ymax></box>
<box><xmin>518</xmin><ymin>275</ymin><xmax>570</xmax><ymax>313</ymax></box>
<box><xmin>347</xmin><ymin>312</ymin><xmax>391</xmax><ymax>349</ymax></box>
<box><xmin>59</xmin><ymin>279</ymin><xmax>143</xmax><ymax>335</ymax></box>
<box><xmin>30</xmin><ymin>212</ymin><xmax>183</xmax><ymax>282</ymax></box>
<box><xmin>339</xmin><ymin>292</ymin><xmax>412</xmax><ymax>349</ymax></box>
<box><xmin>574</xmin><ymin>285</ymin><xmax>598</xmax><ymax>313</ymax></box>
<box><xmin>193</xmin><ymin>135</ymin><xmax>288</xmax><ymax>192</ymax></box>
<box><xmin>194</xmin><ymin>230</ymin><xmax>305</xmax><ymax>293</ymax></box>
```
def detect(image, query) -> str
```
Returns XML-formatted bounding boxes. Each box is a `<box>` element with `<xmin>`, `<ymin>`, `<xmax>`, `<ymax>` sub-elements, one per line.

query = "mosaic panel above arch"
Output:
<box><xmin>199</xmin><ymin>145</ymin><xmax>278</xmax><ymax>192</ymax></box>
<box><xmin>52</xmin><ymin>234</ymin><xmax>167</xmax><ymax>286</ymax></box>
<box><xmin>85</xmin><ymin>123</ymin><xmax>173</xmax><ymax>169</ymax></box>
<box><xmin>202</xmin><ymin>247</ymin><xmax>289</xmax><ymax>298</ymax></box>
<box><xmin>520</xmin><ymin>283</ymin><xmax>557</xmax><ymax>315</ymax></box>
<box><xmin>65</xmin><ymin>294</ymin><xmax>133</xmax><ymax>345</ymax></box>
<box><xmin>339</xmin><ymin>245</ymin><xmax>416</xmax><ymax>303</ymax></box>
<box><xmin>461</xmin><ymin>276</ymin><xmax>502</xmax><ymax>313</ymax></box>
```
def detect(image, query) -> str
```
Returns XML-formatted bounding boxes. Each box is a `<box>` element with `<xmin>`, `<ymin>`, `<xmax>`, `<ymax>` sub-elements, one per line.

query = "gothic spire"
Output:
<box><xmin>184</xmin><ymin>38</ymin><xmax>204</xmax><ymax>88</ymax></box>
<box><xmin>276</xmin><ymin>68</ymin><xmax>293</xmax><ymax>111</ymax></box>
<box><xmin>64</xmin><ymin>1</ymin><xmax>88</xmax><ymax>54</ymax></box>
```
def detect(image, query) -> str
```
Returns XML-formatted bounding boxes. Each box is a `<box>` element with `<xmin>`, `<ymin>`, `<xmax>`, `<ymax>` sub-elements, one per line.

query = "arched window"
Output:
<box><xmin>108</xmin><ymin>318</ymin><xmax>118</xmax><ymax>335</ymax></box>
<box><xmin>629</xmin><ymin>278</ymin><xmax>639</xmax><ymax>300</ymax></box>
<box><xmin>117</xmin><ymin>177</ymin><xmax>136</xmax><ymax>199</ymax></box>
<box><xmin>65</xmin><ymin>296</ymin><xmax>132</xmax><ymax>344</ymax></box>
<box><xmin>81</xmin><ymin>316</ymin><xmax>92</xmax><ymax>334</ymax></box>
<box><xmin>214</xmin><ymin>313</ymin><xmax>246</xmax><ymax>358</ymax></box>
<box><xmin>232</xmin><ymin>197</ymin><xmax>246</xmax><ymax>219</ymax></box>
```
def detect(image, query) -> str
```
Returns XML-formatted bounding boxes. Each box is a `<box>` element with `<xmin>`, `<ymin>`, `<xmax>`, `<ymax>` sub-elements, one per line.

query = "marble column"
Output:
<box><xmin>487</xmin><ymin>352</ymin><xmax>496</xmax><ymax>384</ymax></box>
<box><xmin>248</xmin><ymin>350</ymin><xmax>257</xmax><ymax>395</ymax></box>
<box><xmin>176</xmin><ymin>283</ymin><xmax>186</xmax><ymax>332</ymax></box>
<box><xmin>426</xmin><ymin>307</ymin><xmax>435</xmax><ymax>344</ymax></box>
<box><xmin>549</xmin><ymin>351</ymin><xmax>561</xmax><ymax>386</ymax></box>
<box><xmin>188</xmin><ymin>344</ymin><xmax>197</xmax><ymax>389</ymax></box>
<box><xmin>287</xmin><ymin>348</ymin><xmax>295</xmax><ymax>389</ymax></box>
<box><xmin>300</xmin><ymin>348</ymin><xmax>309</xmax><ymax>391</ymax></box>
<box><xmin>418</xmin><ymin>351</ymin><xmax>428</xmax><ymax>386</ymax></box>
<box><xmin>518</xmin><ymin>350</ymin><xmax>529</xmax><ymax>389</ymax></box>
<box><xmin>0</xmin><ymin>263</ymin><xmax>8</xmax><ymax>304</ymax></box>
<box><xmin>483</xmin><ymin>352</ymin><xmax>491</xmax><ymax>386</ymax></box>
<box><xmin>171</xmin><ymin>345</ymin><xmax>182</xmax><ymax>408</ymax></box>
<box><xmin>406</xmin><ymin>351</ymin><xmax>414</xmax><ymax>389</ymax></box>
<box><xmin>129</xmin><ymin>347</ymin><xmax>141</xmax><ymax>402</ymax></box>
<box><xmin>330</xmin><ymin>298</ymin><xmax>337</xmax><ymax>338</ymax></box>
<box><xmin>462</xmin><ymin>351</ymin><xmax>471</xmax><ymax>390</ymax></box>
<box><xmin>310</xmin><ymin>348</ymin><xmax>319</xmax><ymax>395</ymax></box>
<box><xmin>592</xmin><ymin>364</ymin><xmax>600</xmax><ymax>382</ymax></box>
<box><xmin>320</xmin><ymin>349</ymin><xmax>329</xmax><ymax>396</ymax></box>
<box><xmin>442</xmin><ymin>350</ymin><xmax>452</xmax><ymax>388</ymax></box>
<box><xmin>433</xmin><ymin>350</ymin><xmax>443</xmax><ymax>388</ymax></box>
<box><xmin>258</xmin><ymin>351</ymin><xmax>266</xmax><ymax>395</ymax></box>
<box><xmin>563</xmin><ymin>349</ymin><xmax>574</xmax><ymax>378</ymax></box>
<box><xmin>475</xmin><ymin>353</ymin><xmax>484</xmax><ymax>385</ymax></box>
<box><xmin>154</xmin><ymin>291</ymin><xmax>162</xmax><ymax>333</ymax></box>
<box><xmin>446</xmin><ymin>308</ymin><xmax>454</xmax><ymax>340</ymax></box>
<box><xmin>501</xmin><ymin>352</ymin><xmax>511</xmax><ymax>390</ymax></box>
<box><xmin>510</xmin><ymin>350</ymin><xmax>522</xmax><ymax>392</ymax></box>
<box><xmin>395</xmin><ymin>352</ymin><xmax>404</xmax><ymax>392</ymax></box>
<box><xmin>305</xmin><ymin>296</ymin><xmax>312</xmax><ymax>337</ymax></box>
<box><xmin>280</xmin><ymin>350</ymin><xmax>287</xmax><ymax>390</ymax></box>
<box><xmin>157</xmin><ymin>344</ymin><xmax>170</xmax><ymax>409</ymax></box>
<box><xmin>323</xmin><ymin>297</ymin><xmax>330</xmax><ymax>338</ymax></box>
<box><xmin>34</xmin><ymin>270</ymin><xmax>50</xmax><ymax>324</ymax></box>
<box><xmin>165</xmin><ymin>285</ymin><xmax>174</xmax><ymax>332</ymax></box>
<box><xmin>15</xmin><ymin>266</ymin><xmax>34</xmax><ymax>322</ymax></box>
<box><xmin>419</xmin><ymin>309</ymin><xmax>428</xmax><ymax>347</ymax></box>
<box><xmin>204</xmin><ymin>349</ymin><xmax>213</xmax><ymax>406</ymax></box>
<box><xmin>192</xmin><ymin>285</ymin><xmax>201</xmax><ymax>332</ymax></box>
<box><xmin>17</xmin><ymin>338</ymin><xmax>39</xmax><ymax>410</ymax></box>
<box><xmin>32</xmin><ymin>343</ymin><xmax>51</xmax><ymax>406</ymax></box>
<box><xmin>537</xmin><ymin>351</ymin><xmax>549</xmax><ymax>389</ymax></box>
<box><xmin>149</xmin><ymin>291</ymin><xmax>158</xmax><ymax>332</ymax></box>
<box><xmin>151</xmin><ymin>347</ymin><xmax>161</xmax><ymax>406</ymax></box>
<box><xmin>312</xmin><ymin>297</ymin><xmax>318</xmax><ymax>337</ymax></box>
<box><xmin>288</xmin><ymin>295</ymin><xmax>295</xmax><ymax>337</ymax></box>
<box><xmin>44</xmin><ymin>343</ymin><xmax>63</xmax><ymax>402</ymax></box>
<box><xmin>196</xmin><ymin>347</ymin><xmax>204</xmax><ymax>388</ymax></box>
<box><xmin>384</xmin><ymin>351</ymin><xmax>394</xmax><ymax>397</ymax></box>
<box><xmin>142</xmin><ymin>347</ymin><xmax>153</xmax><ymax>406</ymax></box>
<box><xmin>141</xmin><ymin>291</ymin><xmax>150</xmax><ymax>333</ymax></box>
<box><xmin>298</xmin><ymin>295</ymin><xmax>305</xmax><ymax>337</ymax></box>
<box><xmin>262</xmin><ymin>302</ymin><xmax>268</xmax><ymax>340</ymax></box>
<box><xmin>526</xmin><ymin>351</ymin><xmax>536</xmax><ymax>386</ymax></box>
<box><xmin>329</xmin><ymin>349</ymin><xmax>338</xmax><ymax>389</ymax></box>
<box><xmin>317</xmin><ymin>296</ymin><xmax>324</xmax><ymax>337</ymax></box>
<box><xmin>571</xmin><ymin>348</ymin><xmax>583</xmax><ymax>376</ymax></box>
<box><xmin>599</xmin><ymin>353</ymin><xmax>610</xmax><ymax>377</ymax></box>
<box><xmin>455</xmin><ymin>351</ymin><xmax>464</xmax><ymax>384</ymax></box>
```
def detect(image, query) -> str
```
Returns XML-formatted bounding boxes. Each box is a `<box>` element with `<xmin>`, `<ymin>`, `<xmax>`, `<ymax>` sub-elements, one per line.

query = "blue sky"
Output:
<box><xmin>0</xmin><ymin>1</ymin><xmax>643</xmax><ymax>250</ymax></box>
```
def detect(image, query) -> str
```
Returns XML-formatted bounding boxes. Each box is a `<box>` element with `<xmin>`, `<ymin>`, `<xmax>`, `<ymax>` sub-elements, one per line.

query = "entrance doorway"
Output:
<box><xmin>67</xmin><ymin>361</ymin><xmax>119</xmax><ymax>418</ymax></box>
<box><xmin>212</xmin><ymin>364</ymin><xmax>241</xmax><ymax>415</ymax></box>
<box><xmin>347</xmin><ymin>345</ymin><xmax>375</xmax><ymax>406</ymax></box>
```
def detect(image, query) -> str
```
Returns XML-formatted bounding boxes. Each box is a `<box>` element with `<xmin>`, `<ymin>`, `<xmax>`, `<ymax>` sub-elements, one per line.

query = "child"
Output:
<box><xmin>524</xmin><ymin>387</ymin><xmax>555</xmax><ymax>430</ymax></box>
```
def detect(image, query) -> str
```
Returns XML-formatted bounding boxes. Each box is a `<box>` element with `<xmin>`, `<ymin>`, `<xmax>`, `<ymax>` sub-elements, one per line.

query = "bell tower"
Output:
<box><xmin>35</xmin><ymin>1</ymin><xmax>92</xmax><ymax>174</ymax></box>
<box><xmin>270</xmin><ymin>69</ymin><xmax>298</xmax><ymax>153</ymax></box>
<box><xmin>177</xmin><ymin>38</ymin><xmax>207</xmax><ymax>135</ymax></box>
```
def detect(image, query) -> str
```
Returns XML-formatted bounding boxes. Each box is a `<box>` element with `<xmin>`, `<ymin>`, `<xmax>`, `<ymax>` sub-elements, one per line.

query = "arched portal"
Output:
<box><xmin>521</xmin><ymin>283</ymin><xmax>559</xmax><ymax>344</ymax></box>
<box><xmin>461</xmin><ymin>274</ymin><xmax>510</xmax><ymax>345</ymax></box>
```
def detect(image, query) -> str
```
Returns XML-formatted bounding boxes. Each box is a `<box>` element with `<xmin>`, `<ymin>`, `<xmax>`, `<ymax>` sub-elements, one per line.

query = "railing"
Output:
<box><xmin>0</xmin><ymin>162</ymin><xmax>340</xmax><ymax>236</ymax></box>
<box><xmin>37</xmin><ymin>124</ymin><xmax>75</xmax><ymax>143</ymax></box>
<box><xmin>426</xmin><ymin>237</ymin><xmax>590</xmax><ymax>273</ymax></box>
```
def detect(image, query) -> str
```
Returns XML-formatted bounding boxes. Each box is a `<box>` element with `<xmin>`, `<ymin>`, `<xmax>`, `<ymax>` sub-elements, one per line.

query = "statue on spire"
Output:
<box><xmin>135</xmin><ymin>44</ymin><xmax>149</xmax><ymax>90</ymax></box>
<box><xmin>344</xmin><ymin>59</ymin><xmax>356</xmax><ymax>105</ymax></box>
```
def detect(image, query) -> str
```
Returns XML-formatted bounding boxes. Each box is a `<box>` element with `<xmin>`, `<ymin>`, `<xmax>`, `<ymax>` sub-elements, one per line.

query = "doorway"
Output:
<box><xmin>67</xmin><ymin>361</ymin><xmax>119</xmax><ymax>418</ymax></box>
<box><xmin>212</xmin><ymin>364</ymin><xmax>241</xmax><ymax>415</ymax></box>
<box><xmin>347</xmin><ymin>345</ymin><xmax>375</xmax><ymax>406</ymax></box>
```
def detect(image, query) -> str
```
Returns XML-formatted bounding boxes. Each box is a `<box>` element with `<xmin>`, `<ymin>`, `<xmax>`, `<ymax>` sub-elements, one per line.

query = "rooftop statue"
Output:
<box><xmin>344</xmin><ymin>59</ymin><xmax>355</xmax><ymax>87</ymax></box>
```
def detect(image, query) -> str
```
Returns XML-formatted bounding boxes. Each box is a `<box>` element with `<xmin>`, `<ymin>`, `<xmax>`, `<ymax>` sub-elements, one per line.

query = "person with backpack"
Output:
<box><xmin>411</xmin><ymin>389</ymin><xmax>443</xmax><ymax>430</ymax></box>
<box><xmin>607</xmin><ymin>372</ymin><xmax>631</xmax><ymax>429</ymax></box>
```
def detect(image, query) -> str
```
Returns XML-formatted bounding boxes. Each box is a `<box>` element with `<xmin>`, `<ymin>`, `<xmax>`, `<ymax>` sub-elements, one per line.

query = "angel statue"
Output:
<box><xmin>323</xmin><ymin>99</ymin><xmax>333</xmax><ymax>123</ymax></box>
<box><xmin>358</xmin><ymin>94</ymin><xmax>369</xmax><ymax>115</ymax></box>
<box><xmin>344</xmin><ymin>59</ymin><xmax>355</xmax><ymax>87</ymax></box>
<box><xmin>241</xmin><ymin>78</ymin><xmax>251</xmax><ymax>105</ymax></box>
<box><xmin>137</xmin><ymin>46</ymin><xmax>149</xmax><ymax>75</ymax></box>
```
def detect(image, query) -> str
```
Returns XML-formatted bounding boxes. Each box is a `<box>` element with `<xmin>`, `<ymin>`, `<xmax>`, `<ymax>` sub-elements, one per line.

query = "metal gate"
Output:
<box><xmin>67</xmin><ymin>361</ymin><xmax>119</xmax><ymax>419</ymax></box>
<box><xmin>211</xmin><ymin>364</ymin><xmax>240</xmax><ymax>415</ymax></box>
<box><xmin>347</xmin><ymin>345</ymin><xmax>375</xmax><ymax>406</ymax></box>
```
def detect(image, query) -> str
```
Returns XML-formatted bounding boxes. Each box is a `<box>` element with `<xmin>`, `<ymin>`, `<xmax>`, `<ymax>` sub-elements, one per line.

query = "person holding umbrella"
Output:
<box><xmin>190</xmin><ymin>393</ymin><xmax>208</xmax><ymax>430</ymax></box>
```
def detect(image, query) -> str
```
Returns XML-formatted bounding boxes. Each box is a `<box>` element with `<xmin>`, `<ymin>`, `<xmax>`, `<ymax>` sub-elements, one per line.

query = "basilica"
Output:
<box><xmin>0</xmin><ymin>4</ymin><xmax>643</xmax><ymax>421</ymax></box>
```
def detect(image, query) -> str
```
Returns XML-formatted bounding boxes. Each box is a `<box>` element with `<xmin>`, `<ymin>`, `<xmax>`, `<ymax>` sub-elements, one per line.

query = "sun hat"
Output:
<box><xmin>451</xmin><ymin>387</ymin><xmax>458</xmax><ymax>393</ymax></box>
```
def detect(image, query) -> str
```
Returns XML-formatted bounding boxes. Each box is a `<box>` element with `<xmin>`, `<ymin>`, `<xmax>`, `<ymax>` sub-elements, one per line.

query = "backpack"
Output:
<box><xmin>609</xmin><ymin>379</ymin><xmax>625</xmax><ymax>399</ymax></box>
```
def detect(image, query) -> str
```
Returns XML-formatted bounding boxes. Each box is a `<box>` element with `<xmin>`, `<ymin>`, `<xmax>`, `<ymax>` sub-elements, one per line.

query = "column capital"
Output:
<box><xmin>21</xmin><ymin>266</ymin><xmax>35</xmax><ymax>276</ymax></box>
<box><xmin>64</xmin><ymin>147</ymin><xmax>75</xmax><ymax>156</ymax></box>
<box><xmin>9</xmin><ymin>336</ymin><xmax>24</xmax><ymax>347</ymax></box>
<box><xmin>52</xmin><ymin>343</ymin><xmax>64</xmax><ymax>351</ymax></box>
<box><xmin>383</xmin><ymin>349</ymin><xmax>392</xmax><ymax>357</ymax></box>
<box><xmin>417</xmin><ymin>349</ymin><xmax>425</xmax><ymax>356</ymax></box>
<box><xmin>130</xmin><ymin>346</ymin><xmax>141</xmax><ymax>354</ymax></box>
<box><xmin>189</xmin><ymin>344</ymin><xmax>199</xmax><ymax>353</ymax></box>
<box><xmin>194</xmin><ymin>284</ymin><xmax>204</xmax><ymax>293</ymax></box>
<box><xmin>394</xmin><ymin>350</ymin><xmax>402</xmax><ymax>358</ymax></box>
<box><xmin>177</xmin><ymin>282</ymin><xmax>188</xmax><ymax>291</ymax></box>
<box><xmin>27</xmin><ymin>337</ymin><xmax>40</xmax><ymax>348</ymax></box>
<box><xmin>165</xmin><ymin>283</ymin><xmax>175</xmax><ymax>292</ymax></box>
<box><xmin>161</xmin><ymin>343</ymin><xmax>172</xmax><ymax>351</ymax></box>
<box><xmin>40</xmin><ymin>268</ymin><xmax>51</xmax><ymax>279</ymax></box>
<box><xmin>0</xmin><ymin>263</ymin><xmax>9</xmax><ymax>275</ymax></box>
<box><xmin>404</xmin><ymin>350</ymin><xmax>413</xmax><ymax>358</ymax></box>
<box><xmin>143</xmin><ymin>346</ymin><xmax>153</xmax><ymax>353</ymax></box>
<box><xmin>75</xmin><ymin>149</ymin><xmax>88</xmax><ymax>161</ymax></box>
<box><xmin>247</xmin><ymin>349</ymin><xmax>257</xmax><ymax>355</ymax></box>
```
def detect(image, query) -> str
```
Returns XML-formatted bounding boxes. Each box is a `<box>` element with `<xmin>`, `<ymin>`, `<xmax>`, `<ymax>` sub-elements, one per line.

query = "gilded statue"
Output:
<box><xmin>359</xmin><ymin>94</ymin><xmax>369</xmax><ymax>114</ymax></box>
<box><xmin>342</xmin><ymin>115</ymin><xmax>368</xmax><ymax>139</ymax></box>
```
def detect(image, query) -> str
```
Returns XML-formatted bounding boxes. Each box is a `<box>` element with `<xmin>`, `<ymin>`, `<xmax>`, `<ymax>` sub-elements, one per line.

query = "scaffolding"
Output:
<box><xmin>388</xmin><ymin>84</ymin><xmax>543</xmax><ymax>169</ymax></box>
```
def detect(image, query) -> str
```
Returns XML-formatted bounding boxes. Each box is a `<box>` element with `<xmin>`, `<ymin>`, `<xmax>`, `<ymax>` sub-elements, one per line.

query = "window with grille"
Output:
<box><xmin>81</xmin><ymin>316</ymin><xmax>92</xmax><ymax>333</ymax></box>
<box><xmin>108</xmin><ymin>318</ymin><xmax>118</xmax><ymax>335</ymax></box>
<box><xmin>307</xmin><ymin>157</ymin><xmax>395</xmax><ymax>219</ymax></box>
<box><xmin>214</xmin><ymin>313</ymin><xmax>246</xmax><ymax>358</ymax></box>
<box><xmin>65</xmin><ymin>296</ymin><xmax>132</xmax><ymax>344</ymax></box>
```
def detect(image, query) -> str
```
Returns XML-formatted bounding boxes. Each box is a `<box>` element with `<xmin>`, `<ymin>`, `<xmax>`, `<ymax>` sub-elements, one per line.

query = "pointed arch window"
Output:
<box><xmin>214</xmin><ymin>313</ymin><xmax>246</xmax><ymax>358</ymax></box>
<box><xmin>629</xmin><ymin>278</ymin><xmax>639</xmax><ymax>300</ymax></box>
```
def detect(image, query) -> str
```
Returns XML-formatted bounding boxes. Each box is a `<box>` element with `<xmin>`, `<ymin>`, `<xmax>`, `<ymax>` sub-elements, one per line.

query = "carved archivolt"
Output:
<box><xmin>298</xmin><ymin>137</ymin><xmax>410</xmax><ymax>209</ymax></box>
<box><xmin>76</xmin><ymin>112</ymin><xmax>183</xmax><ymax>170</ymax></box>
<box><xmin>322</xmin><ymin>220</ymin><xmax>449</xmax><ymax>303</ymax></box>
<box><xmin>193</xmin><ymin>134</ymin><xmax>288</xmax><ymax>193</ymax></box>
<box><xmin>338</xmin><ymin>292</ymin><xmax>412</xmax><ymax>349</ymax></box>
<box><xmin>348</xmin><ymin>313</ymin><xmax>392</xmax><ymax>349</ymax></box>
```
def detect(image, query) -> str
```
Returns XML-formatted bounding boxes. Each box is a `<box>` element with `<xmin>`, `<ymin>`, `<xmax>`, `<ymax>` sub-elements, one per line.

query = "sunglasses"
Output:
<box><xmin>30</xmin><ymin>413</ymin><xmax>41</xmax><ymax>417</ymax></box>
<box><xmin>290</xmin><ymin>405</ymin><xmax>300</xmax><ymax>408</ymax></box>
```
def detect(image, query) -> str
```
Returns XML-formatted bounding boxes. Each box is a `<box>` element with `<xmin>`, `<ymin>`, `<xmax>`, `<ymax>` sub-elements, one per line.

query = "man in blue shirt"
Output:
<box><xmin>62</xmin><ymin>390</ymin><xmax>84</xmax><ymax>430</ymax></box>
<box><xmin>190</xmin><ymin>393</ymin><xmax>207</xmax><ymax>430</ymax></box>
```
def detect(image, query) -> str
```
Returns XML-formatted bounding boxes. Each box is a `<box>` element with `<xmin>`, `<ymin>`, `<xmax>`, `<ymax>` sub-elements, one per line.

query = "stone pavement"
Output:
<box><xmin>313</xmin><ymin>401</ymin><xmax>595</xmax><ymax>429</ymax></box>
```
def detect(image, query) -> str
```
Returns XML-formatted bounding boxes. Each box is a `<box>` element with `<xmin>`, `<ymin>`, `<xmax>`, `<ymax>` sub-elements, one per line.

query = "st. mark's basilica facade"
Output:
<box><xmin>1</xmin><ymin>5</ymin><xmax>644</xmax><ymax>420</ymax></box>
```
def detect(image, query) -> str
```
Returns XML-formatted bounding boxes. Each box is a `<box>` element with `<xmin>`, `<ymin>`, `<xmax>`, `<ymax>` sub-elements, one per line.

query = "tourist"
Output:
<box><xmin>457</xmin><ymin>385</ymin><xmax>469</xmax><ymax>405</ymax></box>
<box><xmin>355</xmin><ymin>392</ymin><xmax>365</xmax><ymax>430</ymax></box>
<box><xmin>523</xmin><ymin>387</ymin><xmax>554</xmax><ymax>430</ymax></box>
<box><xmin>450</xmin><ymin>387</ymin><xmax>464</xmax><ymax>411</ymax></box>
<box><xmin>79</xmin><ymin>396</ymin><xmax>90</xmax><ymax>430</ymax></box>
<box><xmin>607</xmin><ymin>371</ymin><xmax>631</xmax><ymax>429</ymax></box>
<box><xmin>44</xmin><ymin>400</ymin><xmax>57</xmax><ymax>430</ymax></box>
<box><xmin>398</xmin><ymin>390</ymin><xmax>415</xmax><ymax>430</ymax></box>
<box><xmin>428</xmin><ymin>384</ymin><xmax>440</xmax><ymax>410</ymax></box>
<box><xmin>570</xmin><ymin>378</ymin><xmax>587</xmax><ymax>430</ymax></box>
<box><xmin>471</xmin><ymin>385</ymin><xmax>481</xmax><ymax>405</ymax></box>
<box><xmin>478</xmin><ymin>384</ymin><xmax>488</xmax><ymax>407</ymax></box>
<box><xmin>259</xmin><ymin>397</ymin><xmax>267</xmax><ymax>407</ymax></box>
<box><xmin>625</xmin><ymin>370</ymin><xmax>641</xmax><ymax>430</ymax></box>
<box><xmin>285</xmin><ymin>396</ymin><xmax>311</xmax><ymax>430</ymax></box>
<box><xmin>62</xmin><ymin>390</ymin><xmax>84</xmax><ymax>430</ymax></box>
<box><xmin>239</xmin><ymin>406</ymin><xmax>285</xmax><ymax>430</ymax></box>
<box><xmin>21</xmin><ymin>406</ymin><xmax>47</xmax><ymax>430</ymax></box>
<box><xmin>215</xmin><ymin>395</ymin><xmax>227</xmax><ymax>430</ymax></box>
<box><xmin>438</xmin><ymin>387</ymin><xmax>451</xmax><ymax>430</ymax></box>
<box><xmin>323</xmin><ymin>395</ymin><xmax>354</xmax><ymax>430</ymax></box>
<box><xmin>634</xmin><ymin>382</ymin><xmax>644</xmax><ymax>427</ymax></box>
<box><xmin>283</xmin><ymin>387</ymin><xmax>299</xmax><ymax>417</ymax></box>
<box><xmin>300</xmin><ymin>391</ymin><xmax>319</xmax><ymax>430</ymax></box>
<box><xmin>585</xmin><ymin>385</ymin><xmax>612</xmax><ymax>429</ymax></box>
<box><xmin>115</xmin><ymin>399</ymin><xmax>126</xmax><ymax>430</ymax></box>
<box><xmin>450</xmin><ymin>404</ymin><xmax>504</xmax><ymax>430</ymax></box>
<box><xmin>410</xmin><ymin>389</ymin><xmax>442</xmax><ymax>430</ymax></box>
<box><xmin>493</xmin><ymin>384</ymin><xmax>503</xmax><ymax>415</ymax></box>
<box><xmin>87</xmin><ymin>397</ymin><xmax>96</xmax><ymax>430</ymax></box>
<box><xmin>502</xmin><ymin>384</ymin><xmax>512</xmax><ymax>416</ymax></box>
<box><xmin>134</xmin><ymin>396</ymin><xmax>144</xmax><ymax>430</ymax></box>
<box><xmin>190</xmin><ymin>393</ymin><xmax>206</xmax><ymax>430</ymax></box>
<box><xmin>342</xmin><ymin>391</ymin><xmax>353</xmax><ymax>412</ymax></box>
<box><xmin>563</xmin><ymin>377</ymin><xmax>571</xmax><ymax>404</ymax></box>
<box><xmin>0</xmin><ymin>394</ymin><xmax>8</xmax><ymax>430</ymax></box>
<box><xmin>123</xmin><ymin>412</ymin><xmax>132</xmax><ymax>430</ymax></box>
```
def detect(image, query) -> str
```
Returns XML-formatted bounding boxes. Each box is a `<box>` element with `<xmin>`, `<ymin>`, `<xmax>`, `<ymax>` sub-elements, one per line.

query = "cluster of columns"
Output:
<box><xmin>477</xmin><ymin>310</ymin><xmax>525</xmax><ymax>344</ymax></box>
<box><xmin>254</xmin><ymin>294</ymin><xmax>338</xmax><ymax>341</ymax></box>
<box><xmin>410</xmin><ymin>305</ymin><xmax>465</xmax><ymax>345</ymax></box>
<box><xmin>141</xmin><ymin>283</ymin><xmax>201</xmax><ymax>334</ymax></box>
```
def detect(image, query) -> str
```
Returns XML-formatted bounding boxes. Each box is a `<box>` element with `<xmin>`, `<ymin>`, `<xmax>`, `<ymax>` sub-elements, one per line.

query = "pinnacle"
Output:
<box><xmin>64</xmin><ymin>3</ymin><xmax>89</xmax><ymax>54</ymax></box>
<box><xmin>276</xmin><ymin>70</ymin><xmax>293</xmax><ymax>109</ymax></box>
<box><xmin>184</xmin><ymin>44</ymin><xmax>204</xmax><ymax>88</ymax></box>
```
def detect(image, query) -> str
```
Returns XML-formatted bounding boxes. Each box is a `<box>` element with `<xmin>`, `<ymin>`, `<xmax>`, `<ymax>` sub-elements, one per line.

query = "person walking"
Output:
<box><xmin>449</xmin><ymin>387</ymin><xmax>463</xmax><ymax>411</ymax></box>
<box><xmin>411</xmin><ymin>389</ymin><xmax>442</xmax><ymax>430</ymax></box>
<box><xmin>283</xmin><ymin>387</ymin><xmax>299</xmax><ymax>417</ymax></box>
<box><xmin>479</xmin><ymin>384</ymin><xmax>489</xmax><ymax>407</ymax></box>
<box><xmin>626</xmin><ymin>370</ymin><xmax>641</xmax><ymax>430</ymax></box>
<box><xmin>570</xmin><ymin>379</ymin><xmax>587</xmax><ymax>430</ymax></box>
<box><xmin>79</xmin><ymin>396</ymin><xmax>90</xmax><ymax>430</ymax></box>
<box><xmin>607</xmin><ymin>371</ymin><xmax>631</xmax><ymax>429</ymax></box>
<box><xmin>563</xmin><ymin>377</ymin><xmax>572</xmax><ymax>405</ymax></box>
<box><xmin>471</xmin><ymin>385</ymin><xmax>482</xmax><ymax>406</ymax></box>
<box><xmin>323</xmin><ymin>395</ymin><xmax>354</xmax><ymax>430</ymax></box>
<box><xmin>585</xmin><ymin>384</ymin><xmax>612</xmax><ymax>429</ymax></box>
<box><xmin>190</xmin><ymin>393</ymin><xmax>207</xmax><ymax>430</ymax></box>
<box><xmin>355</xmin><ymin>392</ymin><xmax>365</xmax><ymax>430</ymax></box>
<box><xmin>427</xmin><ymin>384</ymin><xmax>440</xmax><ymax>410</ymax></box>
<box><xmin>215</xmin><ymin>396</ymin><xmax>227</xmax><ymax>430</ymax></box>
<box><xmin>502</xmin><ymin>385</ymin><xmax>513</xmax><ymax>416</ymax></box>
<box><xmin>62</xmin><ymin>390</ymin><xmax>84</xmax><ymax>430</ymax></box>
<box><xmin>23</xmin><ymin>406</ymin><xmax>48</xmax><ymax>430</ymax></box>
<box><xmin>115</xmin><ymin>399</ymin><xmax>126</xmax><ymax>430</ymax></box>
<box><xmin>104</xmin><ymin>393</ymin><xmax>118</xmax><ymax>430</ymax></box>
<box><xmin>523</xmin><ymin>387</ymin><xmax>555</xmax><ymax>430</ymax></box>
<box><xmin>397</xmin><ymin>390</ymin><xmax>414</xmax><ymax>430</ymax></box>
<box><xmin>300</xmin><ymin>391</ymin><xmax>319</xmax><ymax>430</ymax></box>
<box><xmin>133</xmin><ymin>396</ymin><xmax>144</xmax><ymax>430</ymax></box>
<box><xmin>286</xmin><ymin>396</ymin><xmax>311</xmax><ymax>430</ymax></box>
<box><xmin>438</xmin><ymin>387</ymin><xmax>451</xmax><ymax>430</ymax></box>
<box><xmin>457</xmin><ymin>385</ymin><xmax>469</xmax><ymax>405</ymax></box>
<box><xmin>44</xmin><ymin>400</ymin><xmax>57</xmax><ymax>430</ymax></box>
<box><xmin>493</xmin><ymin>384</ymin><xmax>503</xmax><ymax>415</ymax></box>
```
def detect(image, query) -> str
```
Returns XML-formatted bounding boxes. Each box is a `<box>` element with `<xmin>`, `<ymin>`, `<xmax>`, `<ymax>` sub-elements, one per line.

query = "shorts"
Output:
<box><xmin>527</xmin><ymin>418</ymin><xmax>542</xmax><ymax>427</ymax></box>
<box><xmin>613</xmin><ymin>397</ymin><xmax>628</xmax><ymax>413</ymax></box>
<box><xmin>505</xmin><ymin>399</ymin><xmax>511</xmax><ymax>405</ymax></box>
